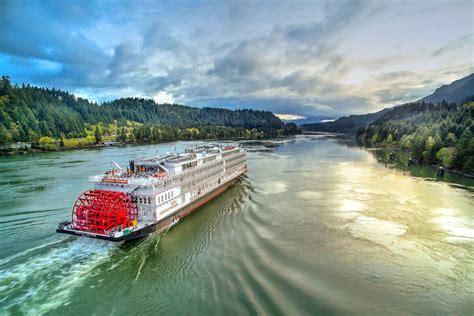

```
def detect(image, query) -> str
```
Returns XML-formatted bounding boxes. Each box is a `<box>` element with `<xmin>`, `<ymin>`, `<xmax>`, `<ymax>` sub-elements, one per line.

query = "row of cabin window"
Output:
<box><xmin>192</xmin><ymin>169</ymin><xmax>221</xmax><ymax>186</ymax></box>
<box><xmin>158</xmin><ymin>190</ymin><xmax>174</xmax><ymax>204</ymax></box>
<box><xmin>222</xmin><ymin>150</ymin><xmax>238</xmax><ymax>158</ymax></box>
<box><xmin>230</xmin><ymin>160</ymin><xmax>246</xmax><ymax>169</ymax></box>
<box><xmin>198</xmin><ymin>161</ymin><xmax>222</xmax><ymax>173</ymax></box>
<box><xmin>185</xmin><ymin>160</ymin><xmax>222</xmax><ymax>178</ymax></box>
<box><xmin>184</xmin><ymin>164</ymin><xmax>221</xmax><ymax>183</ymax></box>
<box><xmin>203</xmin><ymin>155</ymin><xmax>216</xmax><ymax>162</ymax></box>
<box><xmin>138</xmin><ymin>197</ymin><xmax>152</xmax><ymax>204</ymax></box>
<box><xmin>227</xmin><ymin>162</ymin><xmax>246</xmax><ymax>173</ymax></box>
<box><xmin>226</xmin><ymin>158</ymin><xmax>246</xmax><ymax>169</ymax></box>
<box><xmin>228</xmin><ymin>158</ymin><xmax>246</xmax><ymax>167</ymax></box>
<box><xmin>225</xmin><ymin>153</ymin><xmax>245</xmax><ymax>164</ymax></box>
<box><xmin>182</xmin><ymin>170</ymin><xmax>221</xmax><ymax>190</ymax></box>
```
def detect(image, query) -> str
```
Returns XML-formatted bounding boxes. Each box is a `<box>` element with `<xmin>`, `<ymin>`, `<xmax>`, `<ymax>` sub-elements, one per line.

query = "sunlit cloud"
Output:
<box><xmin>275</xmin><ymin>114</ymin><xmax>307</xmax><ymax>121</ymax></box>
<box><xmin>0</xmin><ymin>0</ymin><xmax>472</xmax><ymax>117</ymax></box>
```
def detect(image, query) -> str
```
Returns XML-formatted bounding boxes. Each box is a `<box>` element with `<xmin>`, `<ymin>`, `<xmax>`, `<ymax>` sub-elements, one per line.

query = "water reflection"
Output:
<box><xmin>366</xmin><ymin>147</ymin><xmax>474</xmax><ymax>190</ymax></box>
<box><xmin>0</xmin><ymin>135</ymin><xmax>473</xmax><ymax>314</ymax></box>
<box><xmin>433</xmin><ymin>208</ymin><xmax>474</xmax><ymax>241</ymax></box>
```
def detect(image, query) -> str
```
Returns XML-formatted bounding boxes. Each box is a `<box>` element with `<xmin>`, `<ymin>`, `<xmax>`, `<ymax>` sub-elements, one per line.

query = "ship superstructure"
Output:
<box><xmin>57</xmin><ymin>144</ymin><xmax>247</xmax><ymax>241</ymax></box>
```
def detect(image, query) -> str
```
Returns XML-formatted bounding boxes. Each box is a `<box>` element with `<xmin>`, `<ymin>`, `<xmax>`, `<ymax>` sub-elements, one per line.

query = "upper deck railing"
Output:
<box><xmin>89</xmin><ymin>146</ymin><xmax>244</xmax><ymax>187</ymax></box>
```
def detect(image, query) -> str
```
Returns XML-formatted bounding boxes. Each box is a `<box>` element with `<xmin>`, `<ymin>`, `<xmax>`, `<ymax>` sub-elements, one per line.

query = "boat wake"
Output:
<box><xmin>0</xmin><ymin>237</ymin><xmax>116</xmax><ymax>315</ymax></box>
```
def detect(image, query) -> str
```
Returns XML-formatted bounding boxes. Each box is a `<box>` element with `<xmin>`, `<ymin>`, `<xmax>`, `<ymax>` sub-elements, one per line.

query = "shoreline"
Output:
<box><xmin>364</xmin><ymin>144</ymin><xmax>474</xmax><ymax>179</ymax></box>
<box><xmin>303</xmin><ymin>132</ymin><xmax>474</xmax><ymax>180</ymax></box>
<box><xmin>0</xmin><ymin>135</ymin><xmax>294</xmax><ymax>157</ymax></box>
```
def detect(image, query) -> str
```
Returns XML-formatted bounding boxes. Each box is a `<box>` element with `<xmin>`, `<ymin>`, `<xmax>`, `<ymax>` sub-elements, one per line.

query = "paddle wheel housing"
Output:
<box><xmin>72</xmin><ymin>189</ymin><xmax>137</xmax><ymax>235</ymax></box>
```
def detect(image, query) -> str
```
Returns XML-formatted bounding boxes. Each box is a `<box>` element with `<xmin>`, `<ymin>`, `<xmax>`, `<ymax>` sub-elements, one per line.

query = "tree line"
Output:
<box><xmin>356</xmin><ymin>100</ymin><xmax>474</xmax><ymax>173</ymax></box>
<box><xmin>0</xmin><ymin>77</ymin><xmax>298</xmax><ymax>151</ymax></box>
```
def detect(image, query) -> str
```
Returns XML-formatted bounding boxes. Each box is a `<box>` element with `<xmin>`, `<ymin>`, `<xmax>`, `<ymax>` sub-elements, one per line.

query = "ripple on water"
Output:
<box><xmin>16</xmin><ymin>185</ymin><xmax>48</xmax><ymax>194</ymax></box>
<box><xmin>296</xmin><ymin>190</ymin><xmax>323</xmax><ymax>200</ymax></box>
<box><xmin>344</xmin><ymin>215</ymin><xmax>407</xmax><ymax>248</ymax></box>
<box><xmin>432</xmin><ymin>208</ymin><xmax>474</xmax><ymax>242</ymax></box>
<box><xmin>0</xmin><ymin>238</ymin><xmax>116</xmax><ymax>315</ymax></box>
<box><xmin>259</xmin><ymin>181</ymin><xmax>289</xmax><ymax>195</ymax></box>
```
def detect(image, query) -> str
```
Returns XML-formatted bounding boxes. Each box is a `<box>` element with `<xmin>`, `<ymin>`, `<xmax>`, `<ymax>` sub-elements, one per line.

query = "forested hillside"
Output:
<box><xmin>300</xmin><ymin>108</ymin><xmax>390</xmax><ymax>134</ymax></box>
<box><xmin>356</xmin><ymin>100</ymin><xmax>474</xmax><ymax>173</ymax></box>
<box><xmin>420</xmin><ymin>73</ymin><xmax>474</xmax><ymax>104</ymax></box>
<box><xmin>0</xmin><ymin>77</ymin><xmax>297</xmax><ymax>151</ymax></box>
<box><xmin>302</xmin><ymin>73</ymin><xmax>474</xmax><ymax>135</ymax></box>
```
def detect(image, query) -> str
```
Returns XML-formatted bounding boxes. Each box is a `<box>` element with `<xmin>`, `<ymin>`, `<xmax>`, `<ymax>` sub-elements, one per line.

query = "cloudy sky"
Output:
<box><xmin>0</xmin><ymin>0</ymin><xmax>472</xmax><ymax>118</ymax></box>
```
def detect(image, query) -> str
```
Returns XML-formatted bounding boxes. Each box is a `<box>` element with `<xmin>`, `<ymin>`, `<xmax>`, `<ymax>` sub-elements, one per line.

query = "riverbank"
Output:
<box><xmin>0</xmin><ymin>134</ymin><xmax>296</xmax><ymax>156</ymax></box>
<box><xmin>367</xmin><ymin>147</ymin><xmax>474</xmax><ymax>179</ymax></box>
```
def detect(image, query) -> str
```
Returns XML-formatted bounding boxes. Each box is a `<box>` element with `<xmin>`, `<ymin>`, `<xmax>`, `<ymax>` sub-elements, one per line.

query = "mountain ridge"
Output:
<box><xmin>420</xmin><ymin>73</ymin><xmax>474</xmax><ymax>104</ymax></box>
<box><xmin>301</xmin><ymin>73</ymin><xmax>474</xmax><ymax>134</ymax></box>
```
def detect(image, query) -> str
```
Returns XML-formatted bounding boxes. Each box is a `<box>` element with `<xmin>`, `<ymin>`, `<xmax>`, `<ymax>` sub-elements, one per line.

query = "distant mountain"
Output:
<box><xmin>354</xmin><ymin>73</ymin><xmax>474</xmax><ymax>174</ymax></box>
<box><xmin>301</xmin><ymin>108</ymin><xmax>390</xmax><ymax>134</ymax></box>
<box><xmin>420</xmin><ymin>73</ymin><xmax>474</xmax><ymax>104</ymax></box>
<box><xmin>302</xmin><ymin>73</ymin><xmax>474</xmax><ymax>134</ymax></box>
<box><xmin>279</xmin><ymin>116</ymin><xmax>336</xmax><ymax>126</ymax></box>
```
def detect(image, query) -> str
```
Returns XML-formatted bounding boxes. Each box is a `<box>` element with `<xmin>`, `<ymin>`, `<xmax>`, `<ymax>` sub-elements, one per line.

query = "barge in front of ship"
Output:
<box><xmin>57</xmin><ymin>144</ymin><xmax>247</xmax><ymax>242</ymax></box>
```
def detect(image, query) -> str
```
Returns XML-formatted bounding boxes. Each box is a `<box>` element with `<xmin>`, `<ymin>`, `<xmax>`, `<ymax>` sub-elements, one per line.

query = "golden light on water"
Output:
<box><xmin>332</xmin><ymin>160</ymin><xmax>474</xmax><ymax>247</ymax></box>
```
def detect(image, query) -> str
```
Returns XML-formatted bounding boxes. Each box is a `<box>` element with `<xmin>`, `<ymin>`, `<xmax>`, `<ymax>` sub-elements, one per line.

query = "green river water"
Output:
<box><xmin>0</xmin><ymin>134</ymin><xmax>473</xmax><ymax>315</ymax></box>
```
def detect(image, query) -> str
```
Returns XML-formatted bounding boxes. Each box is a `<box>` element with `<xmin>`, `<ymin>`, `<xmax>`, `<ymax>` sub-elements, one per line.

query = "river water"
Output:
<box><xmin>0</xmin><ymin>135</ymin><xmax>473</xmax><ymax>315</ymax></box>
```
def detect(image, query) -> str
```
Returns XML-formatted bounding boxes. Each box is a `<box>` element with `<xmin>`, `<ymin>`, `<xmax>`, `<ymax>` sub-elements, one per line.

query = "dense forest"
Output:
<box><xmin>0</xmin><ymin>76</ymin><xmax>298</xmax><ymax>152</ymax></box>
<box><xmin>356</xmin><ymin>100</ymin><xmax>474</xmax><ymax>174</ymax></box>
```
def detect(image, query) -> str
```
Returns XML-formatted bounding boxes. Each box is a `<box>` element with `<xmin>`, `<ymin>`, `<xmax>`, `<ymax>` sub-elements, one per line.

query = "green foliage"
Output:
<box><xmin>436</xmin><ymin>147</ymin><xmax>457</xmax><ymax>168</ymax></box>
<box><xmin>38</xmin><ymin>136</ymin><xmax>58</xmax><ymax>151</ymax></box>
<box><xmin>94</xmin><ymin>124</ymin><xmax>103</xmax><ymax>144</ymax></box>
<box><xmin>83</xmin><ymin>135</ymin><xmax>96</xmax><ymax>145</ymax></box>
<box><xmin>0</xmin><ymin>80</ymin><xmax>300</xmax><ymax>153</ymax></box>
<box><xmin>357</xmin><ymin>101</ymin><xmax>474</xmax><ymax>173</ymax></box>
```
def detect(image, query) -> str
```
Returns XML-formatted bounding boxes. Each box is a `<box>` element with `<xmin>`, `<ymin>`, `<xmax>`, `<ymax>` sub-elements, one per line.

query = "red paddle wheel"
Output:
<box><xmin>72</xmin><ymin>190</ymin><xmax>137</xmax><ymax>234</ymax></box>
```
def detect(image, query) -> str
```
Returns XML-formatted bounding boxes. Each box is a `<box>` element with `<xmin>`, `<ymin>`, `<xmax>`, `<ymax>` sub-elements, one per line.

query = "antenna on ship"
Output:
<box><xmin>111</xmin><ymin>161</ymin><xmax>122</xmax><ymax>171</ymax></box>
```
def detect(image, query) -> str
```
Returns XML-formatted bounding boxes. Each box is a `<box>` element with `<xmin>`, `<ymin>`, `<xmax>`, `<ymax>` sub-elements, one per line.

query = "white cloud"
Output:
<box><xmin>0</xmin><ymin>0</ymin><xmax>472</xmax><ymax>116</ymax></box>
<box><xmin>153</xmin><ymin>91</ymin><xmax>175</xmax><ymax>104</ymax></box>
